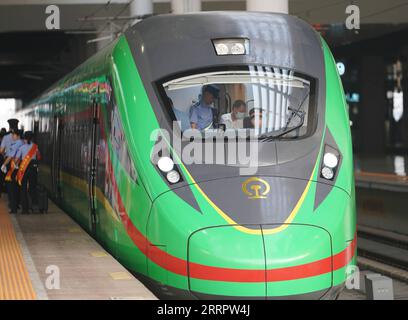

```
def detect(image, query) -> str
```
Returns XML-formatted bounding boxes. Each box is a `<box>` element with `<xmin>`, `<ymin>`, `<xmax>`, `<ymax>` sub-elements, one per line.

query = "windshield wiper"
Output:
<box><xmin>258</xmin><ymin>116</ymin><xmax>304</xmax><ymax>142</ymax></box>
<box><xmin>258</xmin><ymin>90</ymin><xmax>309</xmax><ymax>142</ymax></box>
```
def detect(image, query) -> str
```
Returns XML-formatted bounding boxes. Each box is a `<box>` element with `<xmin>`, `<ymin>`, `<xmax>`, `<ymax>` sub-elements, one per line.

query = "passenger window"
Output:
<box><xmin>109</xmin><ymin>87</ymin><xmax>138</xmax><ymax>183</ymax></box>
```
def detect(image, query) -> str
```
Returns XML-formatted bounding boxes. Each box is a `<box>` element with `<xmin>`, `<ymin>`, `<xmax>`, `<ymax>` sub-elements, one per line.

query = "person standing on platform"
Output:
<box><xmin>0</xmin><ymin>119</ymin><xmax>19</xmax><ymax>156</ymax></box>
<box><xmin>0</xmin><ymin>120</ymin><xmax>19</xmax><ymax>198</ymax></box>
<box><xmin>1</xmin><ymin>128</ymin><xmax>23</xmax><ymax>214</ymax></box>
<box><xmin>0</xmin><ymin>131</ymin><xmax>5</xmax><ymax>198</ymax></box>
<box><xmin>15</xmin><ymin>131</ymin><xmax>41</xmax><ymax>214</ymax></box>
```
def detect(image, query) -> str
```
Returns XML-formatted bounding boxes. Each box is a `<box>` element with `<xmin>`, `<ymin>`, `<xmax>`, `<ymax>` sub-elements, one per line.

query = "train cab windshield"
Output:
<box><xmin>160</xmin><ymin>66</ymin><xmax>317</xmax><ymax>140</ymax></box>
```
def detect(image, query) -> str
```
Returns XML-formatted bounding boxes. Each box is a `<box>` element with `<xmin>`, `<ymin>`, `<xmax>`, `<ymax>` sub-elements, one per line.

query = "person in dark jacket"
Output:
<box><xmin>15</xmin><ymin>131</ymin><xmax>41</xmax><ymax>214</ymax></box>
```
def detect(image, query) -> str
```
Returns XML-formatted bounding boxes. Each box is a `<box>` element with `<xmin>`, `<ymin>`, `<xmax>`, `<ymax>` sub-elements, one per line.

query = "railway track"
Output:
<box><xmin>357</xmin><ymin>225</ymin><xmax>408</xmax><ymax>282</ymax></box>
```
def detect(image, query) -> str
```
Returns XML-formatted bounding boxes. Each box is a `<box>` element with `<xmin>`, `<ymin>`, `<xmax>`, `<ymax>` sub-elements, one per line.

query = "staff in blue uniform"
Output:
<box><xmin>0</xmin><ymin>119</ymin><xmax>19</xmax><ymax>196</ymax></box>
<box><xmin>1</xmin><ymin>128</ymin><xmax>23</xmax><ymax>214</ymax></box>
<box><xmin>0</xmin><ymin>130</ymin><xmax>6</xmax><ymax>197</ymax></box>
<box><xmin>189</xmin><ymin>85</ymin><xmax>219</xmax><ymax>130</ymax></box>
<box><xmin>0</xmin><ymin>119</ymin><xmax>19</xmax><ymax>156</ymax></box>
<box><xmin>15</xmin><ymin>131</ymin><xmax>41</xmax><ymax>214</ymax></box>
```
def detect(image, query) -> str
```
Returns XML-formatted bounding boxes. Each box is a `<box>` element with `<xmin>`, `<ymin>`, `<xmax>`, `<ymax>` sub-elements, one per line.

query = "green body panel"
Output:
<box><xmin>191</xmin><ymin>280</ymin><xmax>265</xmax><ymax>298</ymax></box>
<box><xmin>17</xmin><ymin>32</ymin><xmax>356</xmax><ymax>298</ymax></box>
<box><xmin>321</xmin><ymin>37</ymin><xmax>357</xmax><ymax>260</ymax></box>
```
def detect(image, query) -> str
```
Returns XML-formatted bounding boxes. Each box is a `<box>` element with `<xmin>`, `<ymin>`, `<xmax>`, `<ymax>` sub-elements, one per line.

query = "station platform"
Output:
<box><xmin>1</xmin><ymin>190</ymin><xmax>406</xmax><ymax>300</ymax></box>
<box><xmin>354</xmin><ymin>155</ymin><xmax>408</xmax><ymax>236</ymax></box>
<box><xmin>355</xmin><ymin>155</ymin><xmax>408</xmax><ymax>192</ymax></box>
<box><xmin>0</xmin><ymin>196</ymin><xmax>156</xmax><ymax>300</ymax></box>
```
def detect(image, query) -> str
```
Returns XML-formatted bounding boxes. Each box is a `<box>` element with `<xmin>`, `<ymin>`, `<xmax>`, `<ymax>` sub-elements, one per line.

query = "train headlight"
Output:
<box><xmin>321</xmin><ymin>166</ymin><xmax>334</xmax><ymax>180</ymax></box>
<box><xmin>212</xmin><ymin>38</ymin><xmax>249</xmax><ymax>56</ymax></box>
<box><xmin>320</xmin><ymin>146</ymin><xmax>340</xmax><ymax>181</ymax></box>
<box><xmin>157</xmin><ymin>156</ymin><xmax>174</xmax><ymax>173</ymax></box>
<box><xmin>154</xmin><ymin>155</ymin><xmax>183</xmax><ymax>184</ymax></box>
<box><xmin>214</xmin><ymin>43</ymin><xmax>229</xmax><ymax>55</ymax></box>
<box><xmin>230</xmin><ymin>43</ymin><xmax>245</xmax><ymax>55</ymax></box>
<box><xmin>166</xmin><ymin>170</ymin><xmax>180</xmax><ymax>184</ymax></box>
<box><xmin>323</xmin><ymin>152</ymin><xmax>338</xmax><ymax>168</ymax></box>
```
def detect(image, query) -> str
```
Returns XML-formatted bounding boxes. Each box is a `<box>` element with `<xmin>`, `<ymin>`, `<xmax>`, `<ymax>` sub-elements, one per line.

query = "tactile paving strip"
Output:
<box><xmin>0</xmin><ymin>199</ymin><xmax>36</xmax><ymax>300</ymax></box>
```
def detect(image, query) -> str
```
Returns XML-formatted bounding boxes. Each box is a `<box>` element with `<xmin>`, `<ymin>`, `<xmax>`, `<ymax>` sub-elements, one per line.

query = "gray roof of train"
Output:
<box><xmin>125</xmin><ymin>11</ymin><xmax>324</xmax><ymax>81</ymax></box>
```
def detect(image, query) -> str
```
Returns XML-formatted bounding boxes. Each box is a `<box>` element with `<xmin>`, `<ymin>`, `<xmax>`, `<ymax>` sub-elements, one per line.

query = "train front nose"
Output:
<box><xmin>187</xmin><ymin>224</ymin><xmax>332</xmax><ymax>299</ymax></box>
<box><xmin>149</xmin><ymin>175</ymin><xmax>349</xmax><ymax>298</ymax></box>
<box><xmin>188</xmin><ymin>225</ymin><xmax>266</xmax><ymax>299</ymax></box>
<box><xmin>183</xmin><ymin>175</ymin><xmax>344</xmax><ymax>298</ymax></box>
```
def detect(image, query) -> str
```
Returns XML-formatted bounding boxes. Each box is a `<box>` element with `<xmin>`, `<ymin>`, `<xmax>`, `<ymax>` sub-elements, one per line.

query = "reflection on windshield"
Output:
<box><xmin>162</xmin><ymin>66</ymin><xmax>314</xmax><ymax>139</ymax></box>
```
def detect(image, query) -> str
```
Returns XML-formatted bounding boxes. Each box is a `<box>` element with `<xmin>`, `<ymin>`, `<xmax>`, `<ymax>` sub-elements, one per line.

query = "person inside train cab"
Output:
<box><xmin>220</xmin><ymin>100</ymin><xmax>247</xmax><ymax>129</ymax></box>
<box><xmin>1</xmin><ymin>128</ymin><xmax>23</xmax><ymax>214</ymax></box>
<box><xmin>244</xmin><ymin>108</ymin><xmax>264</xmax><ymax>129</ymax></box>
<box><xmin>168</xmin><ymin>97</ymin><xmax>190</xmax><ymax>132</ymax></box>
<box><xmin>189</xmin><ymin>85</ymin><xmax>219</xmax><ymax>130</ymax></box>
<box><xmin>15</xmin><ymin>131</ymin><xmax>41</xmax><ymax>214</ymax></box>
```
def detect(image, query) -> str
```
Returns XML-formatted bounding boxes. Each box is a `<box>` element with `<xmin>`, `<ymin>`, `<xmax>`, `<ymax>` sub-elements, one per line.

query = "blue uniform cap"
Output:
<box><xmin>24</xmin><ymin>131</ymin><xmax>34</xmax><ymax>140</ymax></box>
<box><xmin>7</xmin><ymin>118</ymin><xmax>19</xmax><ymax>128</ymax></box>
<box><xmin>202</xmin><ymin>85</ymin><xmax>219</xmax><ymax>99</ymax></box>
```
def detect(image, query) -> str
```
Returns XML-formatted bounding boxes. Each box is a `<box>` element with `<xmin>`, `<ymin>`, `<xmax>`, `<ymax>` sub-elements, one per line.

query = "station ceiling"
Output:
<box><xmin>1</xmin><ymin>0</ymin><xmax>408</xmax><ymax>31</ymax></box>
<box><xmin>0</xmin><ymin>0</ymin><xmax>407</xmax><ymax>102</ymax></box>
<box><xmin>0</xmin><ymin>32</ymin><xmax>95</xmax><ymax>101</ymax></box>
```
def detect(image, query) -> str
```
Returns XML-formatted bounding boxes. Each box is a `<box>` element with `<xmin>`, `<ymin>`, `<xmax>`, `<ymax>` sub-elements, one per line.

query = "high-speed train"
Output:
<box><xmin>17</xmin><ymin>12</ymin><xmax>356</xmax><ymax>299</ymax></box>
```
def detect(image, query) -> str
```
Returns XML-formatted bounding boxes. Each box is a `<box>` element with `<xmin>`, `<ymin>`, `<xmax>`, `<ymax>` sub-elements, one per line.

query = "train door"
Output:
<box><xmin>51</xmin><ymin>114</ymin><xmax>63</xmax><ymax>200</ymax></box>
<box><xmin>88</xmin><ymin>96</ymin><xmax>100</xmax><ymax>236</ymax></box>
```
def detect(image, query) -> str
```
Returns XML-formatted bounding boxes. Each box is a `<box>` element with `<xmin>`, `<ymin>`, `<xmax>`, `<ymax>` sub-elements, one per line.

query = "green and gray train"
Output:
<box><xmin>17</xmin><ymin>12</ymin><xmax>356</xmax><ymax>299</ymax></box>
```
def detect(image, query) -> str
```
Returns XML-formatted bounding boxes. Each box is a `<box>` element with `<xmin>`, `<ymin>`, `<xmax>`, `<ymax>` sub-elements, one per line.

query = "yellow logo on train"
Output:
<box><xmin>241</xmin><ymin>177</ymin><xmax>270</xmax><ymax>200</ymax></box>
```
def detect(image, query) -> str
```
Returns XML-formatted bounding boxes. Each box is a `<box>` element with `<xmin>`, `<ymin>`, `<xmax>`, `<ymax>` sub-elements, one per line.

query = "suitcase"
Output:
<box><xmin>37</xmin><ymin>185</ymin><xmax>48</xmax><ymax>214</ymax></box>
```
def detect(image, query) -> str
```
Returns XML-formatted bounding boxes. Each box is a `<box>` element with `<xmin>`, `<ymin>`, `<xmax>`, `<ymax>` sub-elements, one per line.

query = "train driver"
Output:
<box><xmin>189</xmin><ymin>85</ymin><xmax>219</xmax><ymax>130</ymax></box>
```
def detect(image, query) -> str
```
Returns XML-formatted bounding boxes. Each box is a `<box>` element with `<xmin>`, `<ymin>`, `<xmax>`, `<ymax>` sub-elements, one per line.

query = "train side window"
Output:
<box><xmin>108</xmin><ymin>86</ymin><xmax>138</xmax><ymax>183</ymax></box>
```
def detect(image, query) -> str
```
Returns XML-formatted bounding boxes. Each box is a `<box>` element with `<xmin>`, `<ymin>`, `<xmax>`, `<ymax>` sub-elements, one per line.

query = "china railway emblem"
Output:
<box><xmin>242</xmin><ymin>177</ymin><xmax>270</xmax><ymax>200</ymax></box>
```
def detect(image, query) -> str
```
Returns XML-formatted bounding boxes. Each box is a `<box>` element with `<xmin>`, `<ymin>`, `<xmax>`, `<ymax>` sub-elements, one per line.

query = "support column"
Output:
<box><xmin>246</xmin><ymin>0</ymin><xmax>288</xmax><ymax>13</ymax></box>
<box><xmin>360</xmin><ymin>56</ymin><xmax>387</xmax><ymax>154</ymax></box>
<box><xmin>130</xmin><ymin>0</ymin><xmax>153</xmax><ymax>17</ymax></box>
<box><xmin>400</xmin><ymin>45</ymin><xmax>408</xmax><ymax>150</ymax></box>
<box><xmin>171</xmin><ymin>0</ymin><xmax>201</xmax><ymax>14</ymax></box>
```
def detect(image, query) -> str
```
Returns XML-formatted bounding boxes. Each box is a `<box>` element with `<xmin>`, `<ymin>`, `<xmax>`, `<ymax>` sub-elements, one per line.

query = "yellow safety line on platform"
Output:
<box><xmin>0</xmin><ymin>199</ymin><xmax>36</xmax><ymax>300</ymax></box>
<box><xmin>109</xmin><ymin>272</ymin><xmax>132</xmax><ymax>280</ymax></box>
